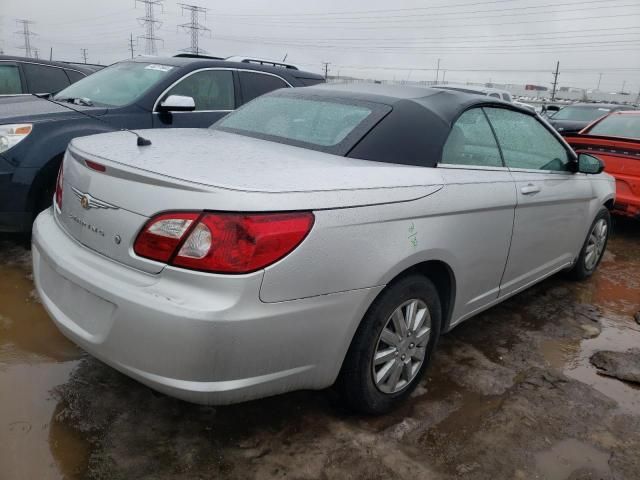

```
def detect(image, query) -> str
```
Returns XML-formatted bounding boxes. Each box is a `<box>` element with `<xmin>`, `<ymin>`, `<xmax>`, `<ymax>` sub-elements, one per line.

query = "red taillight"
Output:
<box><xmin>134</xmin><ymin>211</ymin><xmax>314</xmax><ymax>273</ymax></box>
<box><xmin>55</xmin><ymin>161</ymin><xmax>64</xmax><ymax>209</ymax></box>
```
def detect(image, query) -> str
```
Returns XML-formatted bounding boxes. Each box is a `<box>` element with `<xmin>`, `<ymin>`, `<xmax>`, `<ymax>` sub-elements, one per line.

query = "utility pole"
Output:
<box><xmin>442</xmin><ymin>70</ymin><xmax>447</xmax><ymax>84</ymax></box>
<box><xmin>434</xmin><ymin>58</ymin><xmax>441</xmax><ymax>85</ymax></box>
<box><xmin>621</xmin><ymin>80</ymin><xmax>626</xmax><ymax>94</ymax></box>
<box><xmin>15</xmin><ymin>19</ymin><xmax>36</xmax><ymax>58</ymax></box>
<box><xmin>128</xmin><ymin>33</ymin><xmax>136</xmax><ymax>58</ymax></box>
<box><xmin>178</xmin><ymin>3</ymin><xmax>210</xmax><ymax>55</ymax></box>
<box><xmin>551</xmin><ymin>61</ymin><xmax>560</xmax><ymax>102</ymax></box>
<box><xmin>596</xmin><ymin>73</ymin><xmax>603</xmax><ymax>91</ymax></box>
<box><xmin>136</xmin><ymin>0</ymin><xmax>164</xmax><ymax>56</ymax></box>
<box><xmin>49</xmin><ymin>46</ymin><xmax>53</xmax><ymax>61</ymax></box>
<box><xmin>80</xmin><ymin>48</ymin><xmax>88</xmax><ymax>64</ymax></box>
<box><xmin>322</xmin><ymin>62</ymin><xmax>330</xmax><ymax>80</ymax></box>
<box><xmin>33</xmin><ymin>48</ymin><xmax>39</xmax><ymax>59</ymax></box>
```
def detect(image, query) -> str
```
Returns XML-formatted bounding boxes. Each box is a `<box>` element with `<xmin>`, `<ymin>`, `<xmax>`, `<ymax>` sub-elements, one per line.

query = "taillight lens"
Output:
<box><xmin>134</xmin><ymin>212</ymin><xmax>200</xmax><ymax>263</ymax></box>
<box><xmin>134</xmin><ymin>211</ymin><xmax>314</xmax><ymax>274</ymax></box>
<box><xmin>54</xmin><ymin>161</ymin><xmax>64</xmax><ymax>209</ymax></box>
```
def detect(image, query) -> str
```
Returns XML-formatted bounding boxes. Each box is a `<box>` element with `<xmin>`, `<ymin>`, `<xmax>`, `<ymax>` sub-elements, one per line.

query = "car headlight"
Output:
<box><xmin>0</xmin><ymin>124</ymin><xmax>33</xmax><ymax>153</ymax></box>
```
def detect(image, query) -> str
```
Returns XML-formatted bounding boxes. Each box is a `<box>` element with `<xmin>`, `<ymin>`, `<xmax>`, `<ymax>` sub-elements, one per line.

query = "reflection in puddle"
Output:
<box><xmin>564</xmin><ymin>316</ymin><xmax>640</xmax><ymax>413</ymax></box>
<box><xmin>539</xmin><ymin>220</ymin><xmax>640</xmax><ymax>413</ymax></box>
<box><xmin>535</xmin><ymin>438</ymin><xmax>612</xmax><ymax>480</ymax></box>
<box><xmin>0</xmin><ymin>259</ymin><xmax>86</xmax><ymax>480</ymax></box>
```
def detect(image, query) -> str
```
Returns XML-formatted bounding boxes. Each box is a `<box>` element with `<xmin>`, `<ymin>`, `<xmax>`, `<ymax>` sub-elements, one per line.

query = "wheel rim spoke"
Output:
<box><xmin>386</xmin><ymin>360</ymin><xmax>403</xmax><ymax>390</ymax></box>
<box><xmin>374</xmin><ymin>347</ymin><xmax>397</xmax><ymax>365</ymax></box>
<box><xmin>392</xmin><ymin>309</ymin><xmax>408</xmax><ymax>338</ymax></box>
<box><xmin>380</xmin><ymin>328</ymin><xmax>400</xmax><ymax>347</ymax></box>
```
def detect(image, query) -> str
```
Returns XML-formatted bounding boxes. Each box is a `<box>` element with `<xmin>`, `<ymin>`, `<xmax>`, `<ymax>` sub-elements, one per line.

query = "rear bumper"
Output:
<box><xmin>32</xmin><ymin>208</ymin><xmax>380</xmax><ymax>404</ymax></box>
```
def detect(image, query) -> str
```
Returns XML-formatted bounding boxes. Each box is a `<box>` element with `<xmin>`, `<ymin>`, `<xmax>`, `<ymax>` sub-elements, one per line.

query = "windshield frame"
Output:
<box><xmin>213</xmin><ymin>91</ymin><xmax>392</xmax><ymax>156</ymax></box>
<box><xmin>53</xmin><ymin>61</ymin><xmax>176</xmax><ymax>108</ymax></box>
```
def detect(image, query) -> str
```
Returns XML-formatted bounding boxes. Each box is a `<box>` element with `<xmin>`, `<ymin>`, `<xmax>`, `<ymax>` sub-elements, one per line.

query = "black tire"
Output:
<box><xmin>338</xmin><ymin>274</ymin><xmax>442</xmax><ymax>415</ymax></box>
<box><xmin>567</xmin><ymin>207</ymin><xmax>611</xmax><ymax>280</ymax></box>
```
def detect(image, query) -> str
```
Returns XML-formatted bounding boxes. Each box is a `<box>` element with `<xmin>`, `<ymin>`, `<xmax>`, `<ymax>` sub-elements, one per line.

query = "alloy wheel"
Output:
<box><xmin>584</xmin><ymin>218</ymin><xmax>608</xmax><ymax>271</ymax></box>
<box><xmin>372</xmin><ymin>299</ymin><xmax>431</xmax><ymax>394</ymax></box>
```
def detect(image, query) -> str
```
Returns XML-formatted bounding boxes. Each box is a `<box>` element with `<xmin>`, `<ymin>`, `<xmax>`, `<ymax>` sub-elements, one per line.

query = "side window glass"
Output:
<box><xmin>0</xmin><ymin>64</ymin><xmax>23</xmax><ymax>94</ymax></box>
<box><xmin>22</xmin><ymin>63</ymin><xmax>70</xmax><ymax>93</ymax></box>
<box><xmin>440</xmin><ymin>108</ymin><xmax>503</xmax><ymax>168</ymax></box>
<box><xmin>484</xmin><ymin>107</ymin><xmax>570</xmax><ymax>171</ymax></box>
<box><xmin>489</xmin><ymin>93</ymin><xmax>501</xmax><ymax>99</ymax></box>
<box><xmin>239</xmin><ymin>71</ymin><xmax>289</xmax><ymax>103</ymax></box>
<box><xmin>164</xmin><ymin>70</ymin><xmax>235</xmax><ymax>111</ymax></box>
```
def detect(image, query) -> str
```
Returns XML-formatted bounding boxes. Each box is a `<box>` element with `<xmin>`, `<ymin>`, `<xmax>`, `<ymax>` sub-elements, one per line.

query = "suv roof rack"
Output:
<box><xmin>224</xmin><ymin>56</ymin><xmax>299</xmax><ymax>70</ymax></box>
<box><xmin>173</xmin><ymin>53</ymin><xmax>224</xmax><ymax>60</ymax></box>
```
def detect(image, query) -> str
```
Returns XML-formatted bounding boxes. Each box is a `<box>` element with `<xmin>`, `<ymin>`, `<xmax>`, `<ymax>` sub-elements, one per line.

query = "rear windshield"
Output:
<box><xmin>589</xmin><ymin>114</ymin><xmax>640</xmax><ymax>139</ymax></box>
<box><xmin>214</xmin><ymin>93</ymin><xmax>390</xmax><ymax>155</ymax></box>
<box><xmin>552</xmin><ymin>106</ymin><xmax>611</xmax><ymax>122</ymax></box>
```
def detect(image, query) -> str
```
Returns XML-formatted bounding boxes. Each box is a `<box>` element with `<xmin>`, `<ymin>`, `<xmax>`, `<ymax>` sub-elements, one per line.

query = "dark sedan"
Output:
<box><xmin>0</xmin><ymin>56</ymin><xmax>324</xmax><ymax>233</ymax></box>
<box><xmin>547</xmin><ymin>102</ymin><xmax>636</xmax><ymax>135</ymax></box>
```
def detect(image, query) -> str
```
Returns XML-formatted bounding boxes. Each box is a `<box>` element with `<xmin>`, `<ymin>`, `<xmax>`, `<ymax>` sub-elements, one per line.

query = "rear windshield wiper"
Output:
<box><xmin>56</xmin><ymin>96</ymin><xmax>94</xmax><ymax>107</ymax></box>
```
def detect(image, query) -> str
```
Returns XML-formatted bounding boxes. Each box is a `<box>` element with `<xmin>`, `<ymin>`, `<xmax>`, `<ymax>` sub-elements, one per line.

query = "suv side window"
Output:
<box><xmin>484</xmin><ymin>107</ymin><xmax>570</xmax><ymax>172</ymax></box>
<box><xmin>440</xmin><ymin>108</ymin><xmax>503</xmax><ymax>168</ymax></box>
<box><xmin>164</xmin><ymin>70</ymin><xmax>235</xmax><ymax>111</ymax></box>
<box><xmin>239</xmin><ymin>71</ymin><xmax>289</xmax><ymax>103</ymax></box>
<box><xmin>0</xmin><ymin>64</ymin><xmax>23</xmax><ymax>94</ymax></box>
<box><xmin>22</xmin><ymin>63</ymin><xmax>70</xmax><ymax>93</ymax></box>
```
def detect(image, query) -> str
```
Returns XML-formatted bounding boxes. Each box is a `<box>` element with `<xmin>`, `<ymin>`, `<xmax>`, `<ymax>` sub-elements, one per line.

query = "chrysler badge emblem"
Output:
<box><xmin>71</xmin><ymin>187</ymin><xmax>119</xmax><ymax>211</ymax></box>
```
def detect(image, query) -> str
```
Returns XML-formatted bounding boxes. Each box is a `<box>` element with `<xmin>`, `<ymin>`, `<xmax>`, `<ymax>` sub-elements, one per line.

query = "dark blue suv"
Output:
<box><xmin>0</xmin><ymin>55</ymin><xmax>323</xmax><ymax>233</ymax></box>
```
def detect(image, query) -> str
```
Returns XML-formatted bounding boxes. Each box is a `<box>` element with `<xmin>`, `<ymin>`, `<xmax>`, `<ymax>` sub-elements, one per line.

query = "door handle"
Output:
<box><xmin>520</xmin><ymin>184</ymin><xmax>541</xmax><ymax>195</ymax></box>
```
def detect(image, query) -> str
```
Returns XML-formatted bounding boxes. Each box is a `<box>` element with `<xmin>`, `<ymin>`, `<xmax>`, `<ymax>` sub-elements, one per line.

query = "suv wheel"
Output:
<box><xmin>338</xmin><ymin>275</ymin><xmax>441</xmax><ymax>414</ymax></box>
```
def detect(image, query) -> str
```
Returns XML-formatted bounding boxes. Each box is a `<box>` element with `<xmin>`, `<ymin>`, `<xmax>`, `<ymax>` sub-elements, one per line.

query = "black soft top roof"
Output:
<box><xmin>301</xmin><ymin>82</ymin><xmax>532</xmax><ymax>126</ymax></box>
<box><xmin>284</xmin><ymin>83</ymin><xmax>538</xmax><ymax>167</ymax></box>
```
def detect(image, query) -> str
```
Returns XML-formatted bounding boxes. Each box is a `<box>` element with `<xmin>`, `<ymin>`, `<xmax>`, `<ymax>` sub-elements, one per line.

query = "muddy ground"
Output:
<box><xmin>1</xmin><ymin>219</ymin><xmax>639</xmax><ymax>480</ymax></box>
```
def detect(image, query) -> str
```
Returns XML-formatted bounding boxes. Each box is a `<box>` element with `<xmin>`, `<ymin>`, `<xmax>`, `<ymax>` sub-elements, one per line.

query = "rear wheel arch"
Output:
<box><xmin>387</xmin><ymin>260</ymin><xmax>456</xmax><ymax>332</ymax></box>
<box><xmin>604</xmin><ymin>198</ymin><xmax>614</xmax><ymax>210</ymax></box>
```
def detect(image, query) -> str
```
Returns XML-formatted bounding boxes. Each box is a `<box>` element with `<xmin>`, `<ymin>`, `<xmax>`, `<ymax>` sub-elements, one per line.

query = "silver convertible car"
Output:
<box><xmin>33</xmin><ymin>84</ymin><xmax>614</xmax><ymax>414</ymax></box>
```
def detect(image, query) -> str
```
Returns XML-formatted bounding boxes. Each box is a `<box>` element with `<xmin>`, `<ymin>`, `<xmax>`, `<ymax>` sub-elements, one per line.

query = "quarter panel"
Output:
<box><xmin>261</xmin><ymin>171</ymin><xmax>517</xmax><ymax>325</ymax></box>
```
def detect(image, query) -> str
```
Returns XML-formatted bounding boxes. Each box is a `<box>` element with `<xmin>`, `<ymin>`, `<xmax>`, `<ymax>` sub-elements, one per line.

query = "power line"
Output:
<box><xmin>211</xmin><ymin>0</ymin><xmax>637</xmax><ymax>23</ymax></box>
<box><xmin>178</xmin><ymin>3</ymin><xmax>210</xmax><ymax>55</ymax></box>
<box><xmin>136</xmin><ymin>0</ymin><xmax>164</xmax><ymax>56</ymax></box>
<box><xmin>213</xmin><ymin>11</ymin><xmax>640</xmax><ymax>31</ymax></box>
<box><xmin>15</xmin><ymin>19</ymin><xmax>37</xmax><ymax>58</ymax></box>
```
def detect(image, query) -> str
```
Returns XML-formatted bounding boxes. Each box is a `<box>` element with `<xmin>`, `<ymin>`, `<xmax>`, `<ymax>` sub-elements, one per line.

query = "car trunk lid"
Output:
<box><xmin>58</xmin><ymin>129</ymin><xmax>443</xmax><ymax>273</ymax></box>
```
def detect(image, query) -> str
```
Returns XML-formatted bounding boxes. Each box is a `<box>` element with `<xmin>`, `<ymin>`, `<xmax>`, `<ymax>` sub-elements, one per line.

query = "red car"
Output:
<box><xmin>565</xmin><ymin>110</ymin><xmax>640</xmax><ymax>219</ymax></box>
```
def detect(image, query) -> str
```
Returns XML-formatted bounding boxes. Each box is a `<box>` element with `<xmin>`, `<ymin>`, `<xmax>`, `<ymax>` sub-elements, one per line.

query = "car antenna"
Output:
<box><xmin>33</xmin><ymin>94</ymin><xmax>152</xmax><ymax>146</ymax></box>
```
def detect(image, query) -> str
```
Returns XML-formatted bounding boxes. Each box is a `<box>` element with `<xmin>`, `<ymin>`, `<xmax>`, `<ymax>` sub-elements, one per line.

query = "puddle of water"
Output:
<box><xmin>535</xmin><ymin>438</ymin><xmax>612</xmax><ymax>480</ymax></box>
<box><xmin>564</xmin><ymin>315</ymin><xmax>640</xmax><ymax>413</ymax></box>
<box><xmin>0</xmin><ymin>258</ymin><xmax>87</xmax><ymax>480</ymax></box>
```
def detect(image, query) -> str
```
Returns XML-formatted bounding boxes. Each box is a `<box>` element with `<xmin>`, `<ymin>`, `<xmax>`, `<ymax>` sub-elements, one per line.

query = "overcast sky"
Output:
<box><xmin>1</xmin><ymin>0</ymin><xmax>639</xmax><ymax>93</ymax></box>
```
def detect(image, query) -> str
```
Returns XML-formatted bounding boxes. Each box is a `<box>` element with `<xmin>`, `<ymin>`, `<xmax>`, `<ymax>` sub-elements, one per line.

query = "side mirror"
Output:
<box><xmin>577</xmin><ymin>153</ymin><xmax>605</xmax><ymax>174</ymax></box>
<box><xmin>158</xmin><ymin>95</ymin><xmax>196</xmax><ymax>112</ymax></box>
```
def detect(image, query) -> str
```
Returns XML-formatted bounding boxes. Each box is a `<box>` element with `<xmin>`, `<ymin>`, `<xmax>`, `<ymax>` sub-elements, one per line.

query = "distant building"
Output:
<box><xmin>525</xmin><ymin>84</ymin><xmax>548</xmax><ymax>91</ymax></box>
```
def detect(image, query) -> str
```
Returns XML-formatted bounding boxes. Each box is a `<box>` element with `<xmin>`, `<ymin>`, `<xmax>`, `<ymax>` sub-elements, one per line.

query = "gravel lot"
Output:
<box><xmin>1</xmin><ymin>218</ymin><xmax>639</xmax><ymax>480</ymax></box>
